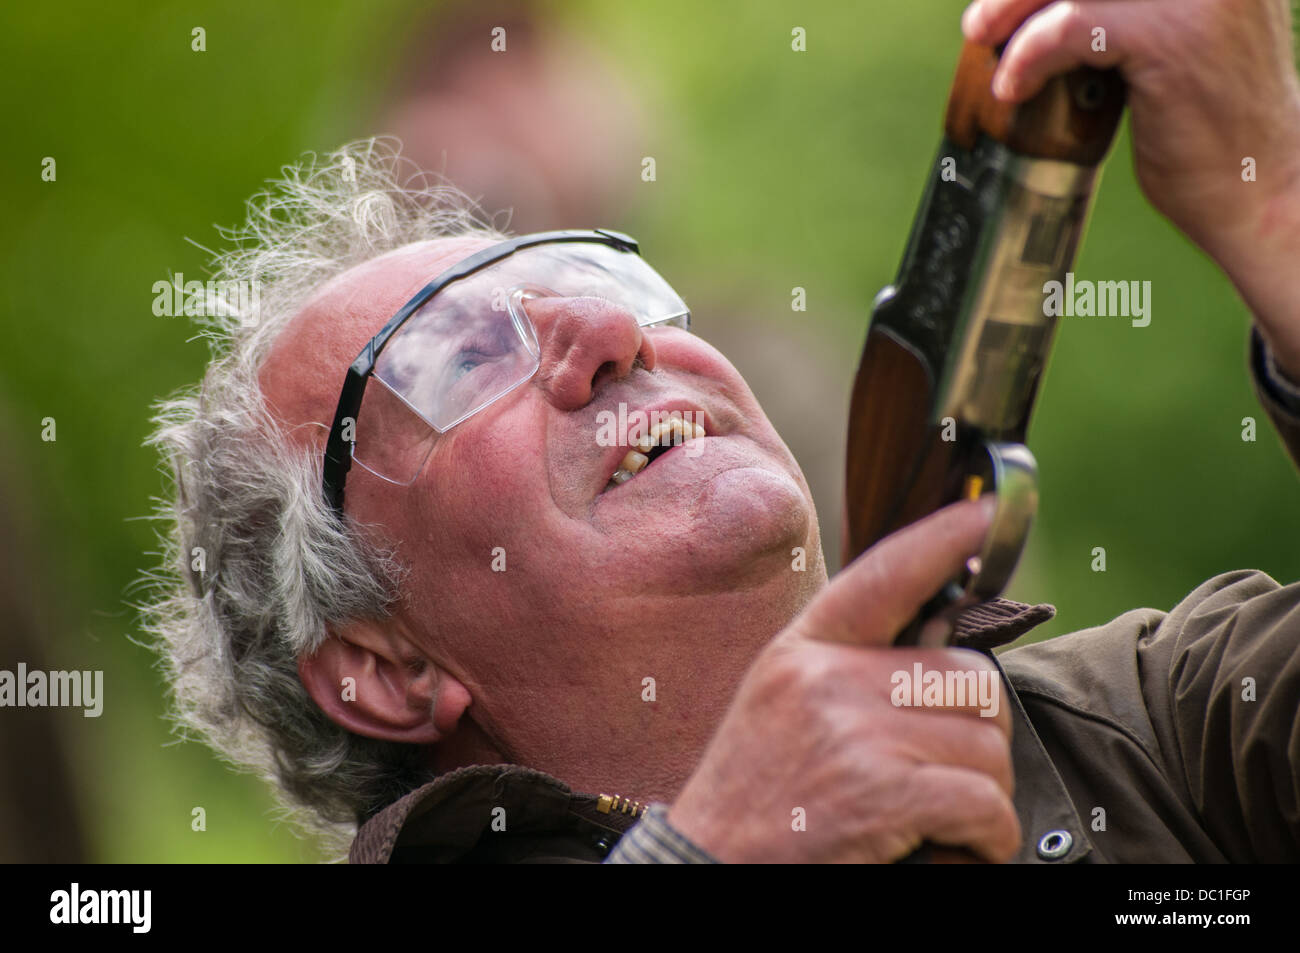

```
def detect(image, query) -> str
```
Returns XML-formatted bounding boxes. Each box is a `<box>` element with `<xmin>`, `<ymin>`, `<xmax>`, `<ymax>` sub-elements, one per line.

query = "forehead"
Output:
<box><xmin>259</xmin><ymin>235</ymin><xmax>498</xmax><ymax>433</ymax></box>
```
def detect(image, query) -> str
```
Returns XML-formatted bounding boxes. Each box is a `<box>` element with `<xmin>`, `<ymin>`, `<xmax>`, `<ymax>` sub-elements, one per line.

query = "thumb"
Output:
<box><xmin>795</xmin><ymin>497</ymin><xmax>996</xmax><ymax>647</ymax></box>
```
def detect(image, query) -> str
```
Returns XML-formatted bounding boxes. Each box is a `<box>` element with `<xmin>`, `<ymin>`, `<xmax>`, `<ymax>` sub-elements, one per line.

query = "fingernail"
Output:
<box><xmin>993</xmin><ymin>71</ymin><xmax>1015</xmax><ymax>100</ymax></box>
<box><xmin>961</xmin><ymin>3</ymin><xmax>982</xmax><ymax>37</ymax></box>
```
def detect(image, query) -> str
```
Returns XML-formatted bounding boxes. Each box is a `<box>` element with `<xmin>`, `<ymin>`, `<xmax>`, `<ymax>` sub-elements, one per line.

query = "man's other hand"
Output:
<box><xmin>964</xmin><ymin>0</ymin><xmax>1300</xmax><ymax>378</ymax></box>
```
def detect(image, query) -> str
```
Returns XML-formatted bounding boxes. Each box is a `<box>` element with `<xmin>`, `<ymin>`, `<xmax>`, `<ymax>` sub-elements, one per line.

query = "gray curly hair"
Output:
<box><xmin>142</xmin><ymin>138</ymin><xmax>507</xmax><ymax>850</ymax></box>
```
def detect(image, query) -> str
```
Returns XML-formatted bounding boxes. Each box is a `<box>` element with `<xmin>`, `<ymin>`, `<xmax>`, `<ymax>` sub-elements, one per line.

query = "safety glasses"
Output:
<box><xmin>322</xmin><ymin>229</ymin><xmax>690</xmax><ymax>516</ymax></box>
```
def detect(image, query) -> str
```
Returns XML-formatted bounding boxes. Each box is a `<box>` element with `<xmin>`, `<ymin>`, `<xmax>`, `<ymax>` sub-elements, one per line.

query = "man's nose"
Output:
<box><xmin>523</xmin><ymin>295</ymin><xmax>658</xmax><ymax>410</ymax></box>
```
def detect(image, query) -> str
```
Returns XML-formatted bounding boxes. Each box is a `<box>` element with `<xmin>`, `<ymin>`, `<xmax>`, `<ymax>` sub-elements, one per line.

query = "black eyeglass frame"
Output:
<box><xmin>322</xmin><ymin>228</ymin><xmax>643</xmax><ymax>517</ymax></box>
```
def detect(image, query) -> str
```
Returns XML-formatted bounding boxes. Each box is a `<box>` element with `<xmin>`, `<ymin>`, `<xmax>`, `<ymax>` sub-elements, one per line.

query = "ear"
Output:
<box><xmin>298</xmin><ymin>619</ymin><xmax>471</xmax><ymax>745</ymax></box>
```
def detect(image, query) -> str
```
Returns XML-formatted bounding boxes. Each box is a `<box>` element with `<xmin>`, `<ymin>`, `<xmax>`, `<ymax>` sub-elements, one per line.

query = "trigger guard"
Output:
<box><xmin>965</xmin><ymin>441</ymin><xmax>1038</xmax><ymax>600</ymax></box>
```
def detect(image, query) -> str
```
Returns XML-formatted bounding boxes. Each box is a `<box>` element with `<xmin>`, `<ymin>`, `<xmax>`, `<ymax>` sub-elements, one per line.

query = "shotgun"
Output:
<box><xmin>844</xmin><ymin>39</ymin><xmax>1126</xmax><ymax>647</ymax></box>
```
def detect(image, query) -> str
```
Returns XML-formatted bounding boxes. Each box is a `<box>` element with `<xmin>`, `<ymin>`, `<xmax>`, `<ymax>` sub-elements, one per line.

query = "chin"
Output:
<box><xmin>675</xmin><ymin>464</ymin><xmax>819</xmax><ymax>579</ymax></box>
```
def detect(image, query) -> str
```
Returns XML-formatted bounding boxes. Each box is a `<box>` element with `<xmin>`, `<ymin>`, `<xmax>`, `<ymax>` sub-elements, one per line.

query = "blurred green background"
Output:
<box><xmin>1</xmin><ymin>0</ymin><xmax>1296</xmax><ymax>862</ymax></box>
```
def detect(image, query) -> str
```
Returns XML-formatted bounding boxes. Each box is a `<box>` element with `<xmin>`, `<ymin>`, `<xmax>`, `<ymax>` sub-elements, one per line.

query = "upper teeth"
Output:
<box><xmin>633</xmin><ymin>417</ymin><xmax>705</xmax><ymax>454</ymax></box>
<box><xmin>607</xmin><ymin>417</ymin><xmax>706</xmax><ymax>489</ymax></box>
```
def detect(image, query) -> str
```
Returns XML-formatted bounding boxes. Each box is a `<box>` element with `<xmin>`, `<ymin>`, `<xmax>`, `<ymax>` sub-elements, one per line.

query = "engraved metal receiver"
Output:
<box><xmin>843</xmin><ymin>41</ymin><xmax>1126</xmax><ymax>647</ymax></box>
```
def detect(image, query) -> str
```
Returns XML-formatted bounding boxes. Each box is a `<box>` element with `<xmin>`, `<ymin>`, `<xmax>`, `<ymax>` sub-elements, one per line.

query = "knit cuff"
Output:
<box><xmin>603</xmin><ymin>804</ymin><xmax>722</xmax><ymax>864</ymax></box>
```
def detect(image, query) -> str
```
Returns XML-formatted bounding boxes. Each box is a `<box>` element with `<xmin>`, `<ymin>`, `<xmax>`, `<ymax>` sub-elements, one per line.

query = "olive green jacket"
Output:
<box><xmin>351</xmin><ymin>329</ymin><xmax>1300</xmax><ymax>863</ymax></box>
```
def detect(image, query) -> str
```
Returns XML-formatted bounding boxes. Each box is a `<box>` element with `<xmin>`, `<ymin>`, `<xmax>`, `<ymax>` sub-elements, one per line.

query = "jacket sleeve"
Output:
<box><xmin>1150</xmin><ymin>571</ymin><xmax>1300</xmax><ymax>861</ymax></box>
<box><xmin>1250</xmin><ymin>325</ymin><xmax>1300</xmax><ymax>473</ymax></box>
<box><xmin>1001</xmin><ymin>570</ymin><xmax>1300</xmax><ymax>862</ymax></box>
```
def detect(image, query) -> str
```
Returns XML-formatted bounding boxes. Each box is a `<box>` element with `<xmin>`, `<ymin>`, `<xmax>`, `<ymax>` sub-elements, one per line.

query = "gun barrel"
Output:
<box><xmin>843</xmin><ymin>41</ymin><xmax>1126</xmax><ymax>637</ymax></box>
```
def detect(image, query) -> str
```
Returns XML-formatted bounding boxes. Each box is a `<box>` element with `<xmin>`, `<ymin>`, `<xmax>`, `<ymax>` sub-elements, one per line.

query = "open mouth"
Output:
<box><xmin>602</xmin><ymin>415</ymin><xmax>706</xmax><ymax>493</ymax></box>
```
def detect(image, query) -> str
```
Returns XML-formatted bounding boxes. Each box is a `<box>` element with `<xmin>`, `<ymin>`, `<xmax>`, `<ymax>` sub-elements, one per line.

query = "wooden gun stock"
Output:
<box><xmin>843</xmin><ymin>40</ymin><xmax>1125</xmax><ymax>647</ymax></box>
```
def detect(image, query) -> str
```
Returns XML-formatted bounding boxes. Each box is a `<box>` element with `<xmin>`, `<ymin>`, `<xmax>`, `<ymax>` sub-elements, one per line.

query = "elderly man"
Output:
<box><xmin>149</xmin><ymin>0</ymin><xmax>1300</xmax><ymax>863</ymax></box>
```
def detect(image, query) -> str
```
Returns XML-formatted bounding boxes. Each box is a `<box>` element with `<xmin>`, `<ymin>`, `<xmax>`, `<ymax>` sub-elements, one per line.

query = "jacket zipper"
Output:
<box><xmin>596</xmin><ymin>793</ymin><xmax>647</xmax><ymax>819</ymax></box>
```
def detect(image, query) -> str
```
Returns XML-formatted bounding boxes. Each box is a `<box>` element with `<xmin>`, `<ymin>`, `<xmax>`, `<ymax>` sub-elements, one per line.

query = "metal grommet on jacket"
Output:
<box><xmin>1037</xmin><ymin>829</ymin><xmax>1073</xmax><ymax>860</ymax></box>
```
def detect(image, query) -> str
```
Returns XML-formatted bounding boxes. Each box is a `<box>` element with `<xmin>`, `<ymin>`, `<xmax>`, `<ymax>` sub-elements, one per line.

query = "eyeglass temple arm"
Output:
<box><xmin>322</xmin><ymin>357</ymin><xmax>374</xmax><ymax>516</ymax></box>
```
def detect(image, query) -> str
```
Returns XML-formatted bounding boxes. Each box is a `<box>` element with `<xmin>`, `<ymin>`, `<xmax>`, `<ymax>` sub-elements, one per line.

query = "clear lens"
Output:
<box><xmin>350</xmin><ymin>374</ymin><xmax>440</xmax><ymax>485</ymax></box>
<box><xmin>375</xmin><ymin>288</ymin><xmax>542</xmax><ymax>433</ymax></box>
<box><xmin>353</xmin><ymin>241</ymin><xmax>689</xmax><ymax>484</ymax></box>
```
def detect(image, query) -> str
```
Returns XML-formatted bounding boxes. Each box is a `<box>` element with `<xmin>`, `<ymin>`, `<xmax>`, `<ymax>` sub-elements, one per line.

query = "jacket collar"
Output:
<box><xmin>350</xmin><ymin>763</ymin><xmax>644</xmax><ymax>863</ymax></box>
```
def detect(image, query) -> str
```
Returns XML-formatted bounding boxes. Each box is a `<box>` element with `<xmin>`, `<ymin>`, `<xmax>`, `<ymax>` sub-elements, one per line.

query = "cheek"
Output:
<box><xmin>407</xmin><ymin>417</ymin><xmax>545</xmax><ymax>558</ymax></box>
<box><xmin>657</xmin><ymin>332</ymin><xmax>759</xmax><ymax>406</ymax></box>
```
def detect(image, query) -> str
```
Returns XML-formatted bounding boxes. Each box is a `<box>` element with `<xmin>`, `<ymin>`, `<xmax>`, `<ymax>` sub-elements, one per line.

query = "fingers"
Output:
<box><xmin>881</xmin><ymin>697</ymin><xmax>1015</xmax><ymax>793</ymax></box>
<box><xmin>965</xmin><ymin>1</ymin><xmax>1132</xmax><ymax>103</ymax></box>
<box><xmin>770</xmin><ymin>639</ymin><xmax>1014</xmax><ymax>743</ymax></box>
<box><xmin>962</xmin><ymin>0</ymin><xmax>1057</xmax><ymax>45</ymax></box>
<box><xmin>904</xmin><ymin>764</ymin><xmax>1022</xmax><ymax>863</ymax></box>
<box><xmin>996</xmin><ymin>2</ymin><xmax>1129</xmax><ymax>101</ymax></box>
<box><xmin>795</xmin><ymin>497</ymin><xmax>995</xmax><ymax>648</ymax></box>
